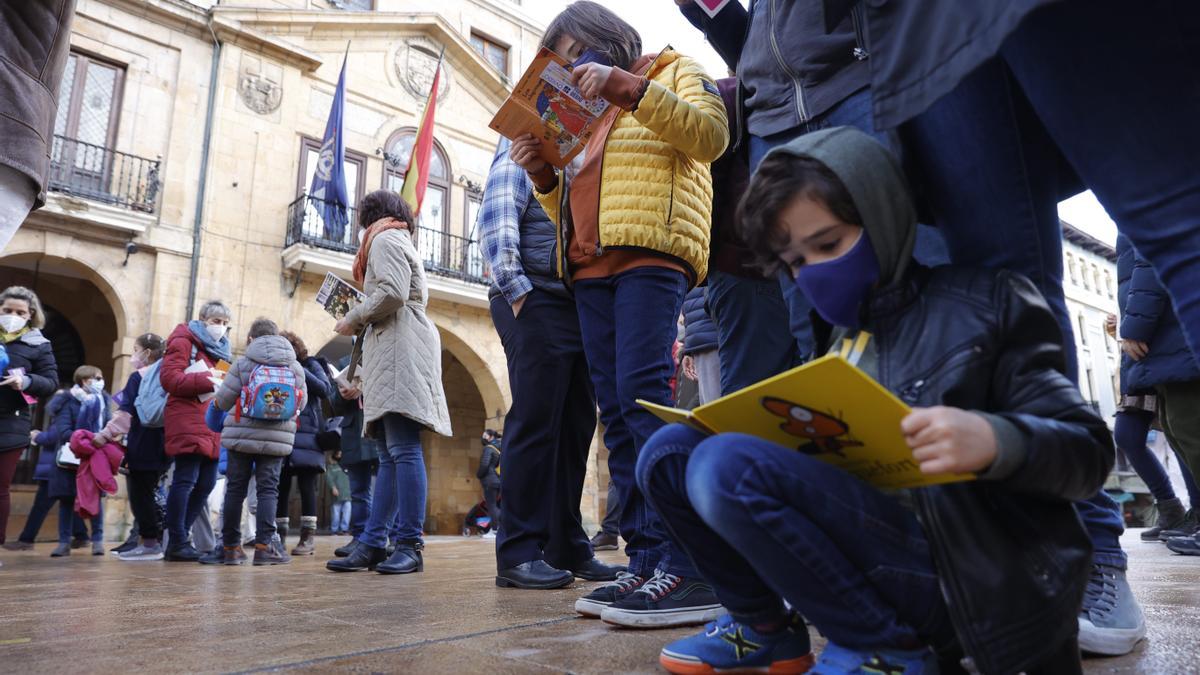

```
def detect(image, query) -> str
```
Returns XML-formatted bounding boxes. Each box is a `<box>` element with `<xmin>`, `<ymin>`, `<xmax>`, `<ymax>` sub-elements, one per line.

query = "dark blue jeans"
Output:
<box><xmin>491</xmin><ymin>289</ymin><xmax>595</xmax><ymax>570</ymax></box>
<box><xmin>574</xmin><ymin>266</ymin><xmax>694</xmax><ymax>577</ymax></box>
<box><xmin>344</xmin><ymin>460</ymin><xmax>375</xmax><ymax>538</ymax></box>
<box><xmin>165</xmin><ymin>454</ymin><xmax>218</xmax><ymax>548</ymax></box>
<box><xmin>57</xmin><ymin>500</ymin><xmax>102</xmax><ymax>544</ymax></box>
<box><xmin>360</xmin><ymin>414</ymin><xmax>425</xmax><ymax>548</ymax></box>
<box><xmin>706</xmin><ymin>270</ymin><xmax>798</xmax><ymax>395</ymax></box>
<box><xmin>18</xmin><ymin>481</ymin><xmax>87</xmax><ymax>543</ymax></box>
<box><xmin>749</xmin><ymin>88</ymin><xmax>950</xmax><ymax>362</ymax></box>
<box><xmin>1114</xmin><ymin>409</ymin><xmax>1176</xmax><ymax>503</ymax></box>
<box><xmin>637</xmin><ymin>424</ymin><xmax>953</xmax><ymax>650</ymax></box>
<box><xmin>221</xmin><ymin>451</ymin><xmax>283</xmax><ymax>547</ymax></box>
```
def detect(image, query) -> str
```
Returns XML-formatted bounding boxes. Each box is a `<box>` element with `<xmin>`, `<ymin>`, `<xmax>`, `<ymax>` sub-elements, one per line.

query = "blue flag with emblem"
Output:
<box><xmin>309</xmin><ymin>51</ymin><xmax>349</xmax><ymax>242</ymax></box>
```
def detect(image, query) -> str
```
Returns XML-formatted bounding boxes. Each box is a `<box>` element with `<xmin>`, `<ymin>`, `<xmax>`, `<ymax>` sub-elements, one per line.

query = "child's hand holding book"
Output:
<box><xmin>901</xmin><ymin>407</ymin><xmax>998</xmax><ymax>475</ymax></box>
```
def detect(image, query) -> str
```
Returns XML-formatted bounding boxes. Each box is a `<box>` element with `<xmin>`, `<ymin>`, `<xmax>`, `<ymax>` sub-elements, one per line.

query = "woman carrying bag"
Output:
<box><xmin>326</xmin><ymin>190</ymin><xmax>452</xmax><ymax>575</ymax></box>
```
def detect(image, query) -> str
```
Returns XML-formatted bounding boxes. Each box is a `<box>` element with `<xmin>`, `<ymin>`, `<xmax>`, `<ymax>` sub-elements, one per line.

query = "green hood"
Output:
<box><xmin>762</xmin><ymin>127</ymin><xmax>917</xmax><ymax>287</ymax></box>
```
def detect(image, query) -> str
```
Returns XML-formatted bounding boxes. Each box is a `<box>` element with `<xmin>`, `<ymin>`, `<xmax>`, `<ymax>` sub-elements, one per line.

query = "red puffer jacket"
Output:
<box><xmin>159</xmin><ymin>323</ymin><xmax>220</xmax><ymax>460</ymax></box>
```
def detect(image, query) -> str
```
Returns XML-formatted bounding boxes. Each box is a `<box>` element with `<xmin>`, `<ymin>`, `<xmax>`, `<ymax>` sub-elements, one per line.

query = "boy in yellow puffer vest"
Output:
<box><xmin>509</xmin><ymin>0</ymin><xmax>728</xmax><ymax>630</ymax></box>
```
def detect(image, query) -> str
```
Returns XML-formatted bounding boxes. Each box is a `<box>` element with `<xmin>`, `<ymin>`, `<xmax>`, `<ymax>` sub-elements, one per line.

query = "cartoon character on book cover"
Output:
<box><xmin>761</xmin><ymin>396</ymin><xmax>864</xmax><ymax>458</ymax></box>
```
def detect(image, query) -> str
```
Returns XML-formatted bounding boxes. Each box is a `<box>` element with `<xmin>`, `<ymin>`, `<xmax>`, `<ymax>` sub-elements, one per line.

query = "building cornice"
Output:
<box><xmin>1061</xmin><ymin>220</ymin><xmax>1117</xmax><ymax>263</ymax></box>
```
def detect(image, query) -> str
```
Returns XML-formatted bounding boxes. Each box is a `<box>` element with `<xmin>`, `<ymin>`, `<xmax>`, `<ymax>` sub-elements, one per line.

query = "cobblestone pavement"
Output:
<box><xmin>0</xmin><ymin>531</ymin><xmax>1195</xmax><ymax>673</ymax></box>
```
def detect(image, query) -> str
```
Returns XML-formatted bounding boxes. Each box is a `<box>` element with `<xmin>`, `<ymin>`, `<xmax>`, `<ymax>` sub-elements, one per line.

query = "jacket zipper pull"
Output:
<box><xmin>900</xmin><ymin>379</ymin><xmax>925</xmax><ymax>403</ymax></box>
<box><xmin>853</xmin><ymin>47</ymin><xmax>870</xmax><ymax>61</ymax></box>
<box><xmin>594</xmin><ymin>244</ymin><xmax>604</xmax><ymax>256</ymax></box>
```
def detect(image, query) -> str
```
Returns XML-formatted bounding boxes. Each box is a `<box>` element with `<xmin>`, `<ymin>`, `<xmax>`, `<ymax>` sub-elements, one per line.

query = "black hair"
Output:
<box><xmin>737</xmin><ymin>152</ymin><xmax>863</xmax><ymax>274</ymax></box>
<box><xmin>357</xmin><ymin>189</ymin><xmax>416</xmax><ymax>237</ymax></box>
<box><xmin>135</xmin><ymin>332</ymin><xmax>165</xmax><ymax>363</ymax></box>
<box><xmin>248</xmin><ymin>318</ymin><xmax>279</xmax><ymax>340</ymax></box>
<box><xmin>541</xmin><ymin>1</ymin><xmax>643</xmax><ymax>71</ymax></box>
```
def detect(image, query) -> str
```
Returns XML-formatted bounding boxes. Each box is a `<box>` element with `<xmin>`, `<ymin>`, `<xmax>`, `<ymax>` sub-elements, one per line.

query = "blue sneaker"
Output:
<box><xmin>659</xmin><ymin>613</ymin><xmax>814</xmax><ymax>674</ymax></box>
<box><xmin>811</xmin><ymin>642</ymin><xmax>937</xmax><ymax>674</ymax></box>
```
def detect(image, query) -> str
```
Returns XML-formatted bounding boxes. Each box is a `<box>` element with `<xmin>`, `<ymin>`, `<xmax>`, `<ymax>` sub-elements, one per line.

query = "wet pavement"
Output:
<box><xmin>0</xmin><ymin>530</ymin><xmax>1196</xmax><ymax>673</ymax></box>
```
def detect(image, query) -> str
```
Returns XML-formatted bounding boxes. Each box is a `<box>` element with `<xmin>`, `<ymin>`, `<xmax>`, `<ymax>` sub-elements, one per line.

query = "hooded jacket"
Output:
<box><xmin>770</xmin><ymin>128</ymin><xmax>1113</xmax><ymax>674</ymax></box>
<box><xmin>0</xmin><ymin>328</ymin><xmax>58</xmax><ymax>451</ymax></box>
<box><xmin>214</xmin><ymin>335</ymin><xmax>307</xmax><ymax>457</ymax></box>
<box><xmin>159</xmin><ymin>323</ymin><xmax>222</xmax><ymax>460</ymax></box>
<box><xmin>681</xmin><ymin>287</ymin><xmax>718</xmax><ymax>356</ymax></box>
<box><xmin>1116</xmin><ymin>235</ymin><xmax>1200</xmax><ymax>393</ymax></box>
<box><xmin>288</xmin><ymin>355</ymin><xmax>332</xmax><ymax>471</ymax></box>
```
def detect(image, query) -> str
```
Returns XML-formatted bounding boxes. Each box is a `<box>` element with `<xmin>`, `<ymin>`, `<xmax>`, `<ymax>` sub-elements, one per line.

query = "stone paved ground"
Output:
<box><xmin>0</xmin><ymin>531</ymin><xmax>1196</xmax><ymax>673</ymax></box>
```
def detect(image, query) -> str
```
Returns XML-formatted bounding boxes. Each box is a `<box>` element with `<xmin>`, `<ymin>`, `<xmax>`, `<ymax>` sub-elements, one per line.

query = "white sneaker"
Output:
<box><xmin>482</xmin><ymin>531</ymin><xmax>497</xmax><ymax>540</ymax></box>
<box><xmin>118</xmin><ymin>543</ymin><xmax>165</xmax><ymax>561</ymax></box>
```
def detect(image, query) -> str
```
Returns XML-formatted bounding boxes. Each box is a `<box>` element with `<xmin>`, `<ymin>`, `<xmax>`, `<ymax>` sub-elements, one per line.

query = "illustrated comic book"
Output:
<box><xmin>488</xmin><ymin>47</ymin><xmax>611</xmax><ymax>168</ymax></box>
<box><xmin>316</xmin><ymin>272</ymin><xmax>365</xmax><ymax>321</ymax></box>
<box><xmin>639</xmin><ymin>353</ymin><xmax>975</xmax><ymax>489</ymax></box>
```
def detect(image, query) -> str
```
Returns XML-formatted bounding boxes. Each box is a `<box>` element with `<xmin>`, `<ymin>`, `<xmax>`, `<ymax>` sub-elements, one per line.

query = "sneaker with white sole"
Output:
<box><xmin>118</xmin><ymin>543</ymin><xmax>165</xmax><ymax>561</ymax></box>
<box><xmin>575</xmin><ymin>571</ymin><xmax>647</xmax><ymax>617</ymax></box>
<box><xmin>601</xmin><ymin>569</ymin><xmax>724</xmax><ymax>628</ymax></box>
<box><xmin>1077</xmin><ymin>563</ymin><xmax>1146</xmax><ymax>655</ymax></box>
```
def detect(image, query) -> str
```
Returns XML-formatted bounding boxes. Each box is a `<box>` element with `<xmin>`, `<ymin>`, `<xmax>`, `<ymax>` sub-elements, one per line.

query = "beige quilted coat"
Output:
<box><xmin>344</xmin><ymin>228</ymin><xmax>452</xmax><ymax>437</ymax></box>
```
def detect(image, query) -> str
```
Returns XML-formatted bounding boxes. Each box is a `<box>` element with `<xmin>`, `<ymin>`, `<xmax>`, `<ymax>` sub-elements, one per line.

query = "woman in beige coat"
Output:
<box><xmin>327</xmin><ymin>190</ymin><xmax>452</xmax><ymax>575</ymax></box>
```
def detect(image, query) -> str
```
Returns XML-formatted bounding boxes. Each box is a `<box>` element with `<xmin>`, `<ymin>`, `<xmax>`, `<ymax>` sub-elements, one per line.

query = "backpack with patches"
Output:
<box><xmin>237</xmin><ymin>364</ymin><xmax>302</xmax><ymax>422</ymax></box>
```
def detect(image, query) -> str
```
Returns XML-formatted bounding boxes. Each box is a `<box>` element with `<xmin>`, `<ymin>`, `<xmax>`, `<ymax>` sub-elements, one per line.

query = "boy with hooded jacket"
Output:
<box><xmin>202</xmin><ymin>318</ymin><xmax>306</xmax><ymax>567</ymax></box>
<box><xmin>636</xmin><ymin>127</ymin><xmax>1113</xmax><ymax>675</ymax></box>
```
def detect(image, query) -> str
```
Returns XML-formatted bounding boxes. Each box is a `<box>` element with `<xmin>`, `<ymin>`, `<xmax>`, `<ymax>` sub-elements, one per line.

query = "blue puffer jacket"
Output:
<box><xmin>1117</xmin><ymin>235</ymin><xmax>1200</xmax><ymax>393</ymax></box>
<box><xmin>288</xmin><ymin>356</ymin><xmax>332</xmax><ymax>473</ymax></box>
<box><xmin>682</xmin><ymin>287</ymin><xmax>718</xmax><ymax>356</ymax></box>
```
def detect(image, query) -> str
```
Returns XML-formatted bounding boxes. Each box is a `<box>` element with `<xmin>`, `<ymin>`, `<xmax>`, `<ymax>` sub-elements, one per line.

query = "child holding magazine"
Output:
<box><xmin>636</xmin><ymin>127</ymin><xmax>1113</xmax><ymax>675</ymax></box>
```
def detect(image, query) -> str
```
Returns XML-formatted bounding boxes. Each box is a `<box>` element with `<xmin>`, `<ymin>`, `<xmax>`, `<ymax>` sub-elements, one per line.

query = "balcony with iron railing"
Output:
<box><xmin>47</xmin><ymin>135</ymin><xmax>161</xmax><ymax>213</ymax></box>
<box><xmin>283</xmin><ymin>195</ymin><xmax>490</xmax><ymax>305</ymax></box>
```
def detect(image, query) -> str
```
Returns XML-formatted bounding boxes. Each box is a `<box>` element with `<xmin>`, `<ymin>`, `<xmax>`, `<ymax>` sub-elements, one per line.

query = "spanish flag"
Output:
<box><xmin>400</xmin><ymin>57</ymin><xmax>442</xmax><ymax>216</ymax></box>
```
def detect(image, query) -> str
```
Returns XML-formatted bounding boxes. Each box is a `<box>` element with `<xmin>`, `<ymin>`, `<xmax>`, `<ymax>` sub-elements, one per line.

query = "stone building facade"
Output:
<box><xmin>4</xmin><ymin>0</ymin><xmax>611</xmax><ymax>540</ymax></box>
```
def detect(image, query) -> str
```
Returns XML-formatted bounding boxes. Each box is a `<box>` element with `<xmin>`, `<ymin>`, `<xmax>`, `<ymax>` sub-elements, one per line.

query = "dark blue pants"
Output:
<box><xmin>221</xmin><ymin>451</ymin><xmax>283</xmax><ymax>547</ymax></box>
<box><xmin>360</xmin><ymin>414</ymin><xmax>425</xmax><ymax>548</ymax></box>
<box><xmin>706</xmin><ymin>270</ymin><xmax>798</xmax><ymax>395</ymax></box>
<box><xmin>344</xmin><ymin>460</ymin><xmax>375</xmax><ymax>538</ymax></box>
<box><xmin>1114</xmin><ymin>409</ymin><xmax>1177</xmax><ymax>503</ymax></box>
<box><xmin>637</xmin><ymin>424</ymin><xmax>953</xmax><ymax>650</ymax></box>
<box><xmin>57</xmin><ymin>499</ymin><xmax>102</xmax><ymax>544</ymax></box>
<box><xmin>574</xmin><ymin>267</ymin><xmax>694</xmax><ymax>577</ymax></box>
<box><xmin>490</xmin><ymin>289</ymin><xmax>595</xmax><ymax>570</ymax></box>
<box><xmin>18</xmin><ymin>481</ymin><xmax>87</xmax><ymax>543</ymax></box>
<box><xmin>165</xmin><ymin>455</ymin><xmax>217</xmax><ymax>547</ymax></box>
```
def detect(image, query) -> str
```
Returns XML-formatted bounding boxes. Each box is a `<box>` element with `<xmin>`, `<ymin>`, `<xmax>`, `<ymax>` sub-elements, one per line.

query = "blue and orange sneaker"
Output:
<box><xmin>811</xmin><ymin>642</ymin><xmax>937</xmax><ymax>674</ymax></box>
<box><xmin>659</xmin><ymin>613</ymin><xmax>815</xmax><ymax>674</ymax></box>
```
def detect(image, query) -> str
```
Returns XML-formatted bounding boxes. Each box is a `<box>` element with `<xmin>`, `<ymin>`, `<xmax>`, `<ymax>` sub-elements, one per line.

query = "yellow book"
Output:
<box><xmin>639</xmin><ymin>354</ymin><xmax>974</xmax><ymax>489</ymax></box>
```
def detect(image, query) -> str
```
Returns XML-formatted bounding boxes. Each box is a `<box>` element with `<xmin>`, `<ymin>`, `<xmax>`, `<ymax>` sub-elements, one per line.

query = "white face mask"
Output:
<box><xmin>205</xmin><ymin>323</ymin><xmax>227</xmax><ymax>342</ymax></box>
<box><xmin>88</xmin><ymin>379</ymin><xmax>105</xmax><ymax>394</ymax></box>
<box><xmin>0</xmin><ymin>314</ymin><xmax>27</xmax><ymax>334</ymax></box>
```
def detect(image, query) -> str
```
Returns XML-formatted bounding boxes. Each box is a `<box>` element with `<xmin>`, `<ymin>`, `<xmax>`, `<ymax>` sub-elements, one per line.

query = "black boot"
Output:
<box><xmin>334</xmin><ymin>538</ymin><xmax>358</xmax><ymax>558</ymax></box>
<box><xmin>377</xmin><ymin>540</ymin><xmax>423</xmax><ymax>575</ymax></box>
<box><xmin>326</xmin><ymin>542</ymin><xmax>386</xmax><ymax>572</ymax></box>
<box><xmin>1142</xmin><ymin>498</ymin><xmax>1187</xmax><ymax>541</ymax></box>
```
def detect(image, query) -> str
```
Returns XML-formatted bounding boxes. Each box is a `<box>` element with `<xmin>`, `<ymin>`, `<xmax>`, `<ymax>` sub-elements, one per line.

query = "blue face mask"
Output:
<box><xmin>793</xmin><ymin>230</ymin><xmax>880</xmax><ymax>328</ymax></box>
<box><xmin>572</xmin><ymin>49</ymin><xmax>613</xmax><ymax>69</ymax></box>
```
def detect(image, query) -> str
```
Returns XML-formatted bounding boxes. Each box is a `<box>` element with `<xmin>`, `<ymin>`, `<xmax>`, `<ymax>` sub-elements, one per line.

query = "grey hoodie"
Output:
<box><xmin>215</xmin><ymin>334</ymin><xmax>307</xmax><ymax>457</ymax></box>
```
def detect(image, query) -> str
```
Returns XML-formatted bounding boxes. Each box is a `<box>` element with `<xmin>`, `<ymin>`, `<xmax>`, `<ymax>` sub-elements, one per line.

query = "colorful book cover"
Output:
<box><xmin>488</xmin><ymin>47</ymin><xmax>611</xmax><ymax>168</ymax></box>
<box><xmin>316</xmin><ymin>272</ymin><xmax>365</xmax><ymax>320</ymax></box>
<box><xmin>639</xmin><ymin>354</ymin><xmax>975</xmax><ymax>489</ymax></box>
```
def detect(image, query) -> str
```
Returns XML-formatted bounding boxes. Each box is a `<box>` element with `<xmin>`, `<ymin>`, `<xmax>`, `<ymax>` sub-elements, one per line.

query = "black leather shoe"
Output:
<box><xmin>165</xmin><ymin>543</ymin><xmax>202</xmax><ymax>562</ymax></box>
<box><xmin>334</xmin><ymin>539</ymin><xmax>358</xmax><ymax>558</ymax></box>
<box><xmin>569</xmin><ymin>557</ymin><xmax>627</xmax><ymax>582</ymax></box>
<box><xmin>325</xmin><ymin>543</ymin><xmax>386</xmax><ymax>572</ymax></box>
<box><xmin>496</xmin><ymin>560</ymin><xmax>575</xmax><ymax>589</ymax></box>
<box><xmin>377</xmin><ymin>541</ymin><xmax>424</xmax><ymax>575</ymax></box>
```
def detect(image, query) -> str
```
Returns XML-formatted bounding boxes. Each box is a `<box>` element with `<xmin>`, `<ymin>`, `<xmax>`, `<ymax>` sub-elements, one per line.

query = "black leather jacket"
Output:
<box><xmin>820</xmin><ymin>265</ymin><xmax>1114</xmax><ymax>675</ymax></box>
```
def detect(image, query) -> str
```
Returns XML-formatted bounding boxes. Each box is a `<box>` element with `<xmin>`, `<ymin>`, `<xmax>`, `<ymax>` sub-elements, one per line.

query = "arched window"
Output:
<box><xmin>383</xmin><ymin>128</ymin><xmax>451</xmax><ymax>233</ymax></box>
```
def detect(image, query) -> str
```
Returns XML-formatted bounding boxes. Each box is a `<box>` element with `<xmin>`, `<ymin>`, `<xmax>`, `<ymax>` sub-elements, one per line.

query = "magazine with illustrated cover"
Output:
<box><xmin>488</xmin><ymin>47</ymin><xmax>611</xmax><ymax>168</ymax></box>
<box><xmin>316</xmin><ymin>272</ymin><xmax>364</xmax><ymax>320</ymax></box>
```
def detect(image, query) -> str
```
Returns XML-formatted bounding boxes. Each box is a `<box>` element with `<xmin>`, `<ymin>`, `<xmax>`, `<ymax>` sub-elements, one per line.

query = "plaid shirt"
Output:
<box><xmin>478</xmin><ymin>140</ymin><xmax>535</xmax><ymax>305</ymax></box>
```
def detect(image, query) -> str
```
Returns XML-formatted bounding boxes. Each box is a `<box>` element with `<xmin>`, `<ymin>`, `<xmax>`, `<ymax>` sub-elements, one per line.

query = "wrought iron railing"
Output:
<box><xmin>47</xmin><ymin>135</ymin><xmax>161</xmax><ymax>213</ymax></box>
<box><xmin>286</xmin><ymin>194</ymin><xmax>489</xmax><ymax>286</ymax></box>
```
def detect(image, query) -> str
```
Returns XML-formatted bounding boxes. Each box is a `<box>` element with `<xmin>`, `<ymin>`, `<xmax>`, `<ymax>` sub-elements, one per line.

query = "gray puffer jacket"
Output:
<box><xmin>215</xmin><ymin>335</ymin><xmax>307</xmax><ymax>456</ymax></box>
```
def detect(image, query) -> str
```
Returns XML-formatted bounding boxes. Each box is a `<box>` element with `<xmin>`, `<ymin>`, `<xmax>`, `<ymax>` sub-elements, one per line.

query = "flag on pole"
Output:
<box><xmin>399</xmin><ymin>53</ymin><xmax>443</xmax><ymax>218</ymax></box>
<box><xmin>309</xmin><ymin>49</ymin><xmax>350</xmax><ymax>242</ymax></box>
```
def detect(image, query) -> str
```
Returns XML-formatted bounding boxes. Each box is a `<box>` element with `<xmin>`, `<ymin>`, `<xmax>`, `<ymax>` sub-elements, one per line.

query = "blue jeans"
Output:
<box><xmin>344</xmin><ymin>460</ymin><xmax>375</xmax><ymax>538</ymax></box>
<box><xmin>574</xmin><ymin>266</ymin><xmax>695</xmax><ymax>577</ymax></box>
<box><xmin>749</xmin><ymin>89</ymin><xmax>950</xmax><ymax>362</ymax></box>
<box><xmin>165</xmin><ymin>454</ymin><xmax>218</xmax><ymax>548</ymax></box>
<box><xmin>221</xmin><ymin>451</ymin><xmax>282</xmax><ymax>547</ymax></box>
<box><xmin>18</xmin><ymin>481</ymin><xmax>87</xmax><ymax>543</ymax></box>
<box><xmin>360</xmin><ymin>414</ymin><xmax>425</xmax><ymax>548</ymax></box>
<box><xmin>331</xmin><ymin>501</ymin><xmax>351</xmax><ymax>532</ymax></box>
<box><xmin>637</xmin><ymin>424</ymin><xmax>953</xmax><ymax>650</ymax></box>
<box><xmin>706</xmin><ymin>270</ymin><xmax>798</xmax><ymax>395</ymax></box>
<box><xmin>1114</xmin><ymin>409</ymin><xmax>1176</xmax><ymax>503</ymax></box>
<box><xmin>58</xmin><ymin>499</ymin><xmax>102</xmax><ymax>543</ymax></box>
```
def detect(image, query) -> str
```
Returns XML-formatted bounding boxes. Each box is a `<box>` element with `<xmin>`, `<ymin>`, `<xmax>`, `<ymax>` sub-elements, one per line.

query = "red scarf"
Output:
<box><xmin>353</xmin><ymin>218</ymin><xmax>410</xmax><ymax>286</ymax></box>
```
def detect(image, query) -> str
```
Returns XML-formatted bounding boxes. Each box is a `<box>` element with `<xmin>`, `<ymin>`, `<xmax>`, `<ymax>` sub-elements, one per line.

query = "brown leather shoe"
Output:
<box><xmin>254</xmin><ymin>540</ymin><xmax>292</xmax><ymax>566</ymax></box>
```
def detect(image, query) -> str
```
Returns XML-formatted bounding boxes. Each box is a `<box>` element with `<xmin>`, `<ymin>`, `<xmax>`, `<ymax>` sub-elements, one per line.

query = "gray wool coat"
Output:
<box><xmin>345</xmin><ymin>228</ymin><xmax>452</xmax><ymax>437</ymax></box>
<box><xmin>215</xmin><ymin>334</ymin><xmax>308</xmax><ymax>456</ymax></box>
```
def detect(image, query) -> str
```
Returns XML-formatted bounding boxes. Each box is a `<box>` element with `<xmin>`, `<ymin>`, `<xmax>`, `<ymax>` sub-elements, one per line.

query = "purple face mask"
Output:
<box><xmin>793</xmin><ymin>230</ymin><xmax>880</xmax><ymax>328</ymax></box>
<box><xmin>572</xmin><ymin>49</ymin><xmax>613</xmax><ymax>69</ymax></box>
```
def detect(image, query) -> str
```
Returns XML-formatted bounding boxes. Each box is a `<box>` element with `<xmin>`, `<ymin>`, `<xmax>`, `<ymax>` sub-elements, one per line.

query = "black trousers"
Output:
<box><xmin>277</xmin><ymin>466</ymin><xmax>318</xmax><ymax>519</ymax></box>
<box><xmin>490</xmin><ymin>289</ymin><xmax>596</xmax><ymax>570</ymax></box>
<box><xmin>126</xmin><ymin>469</ymin><xmax>165</xmax><ymax>540</ymax></box>
<box><xmin>483</xmin><ymin>483</ymin><xmax>501</xmax><ymax>532</ymax></box>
